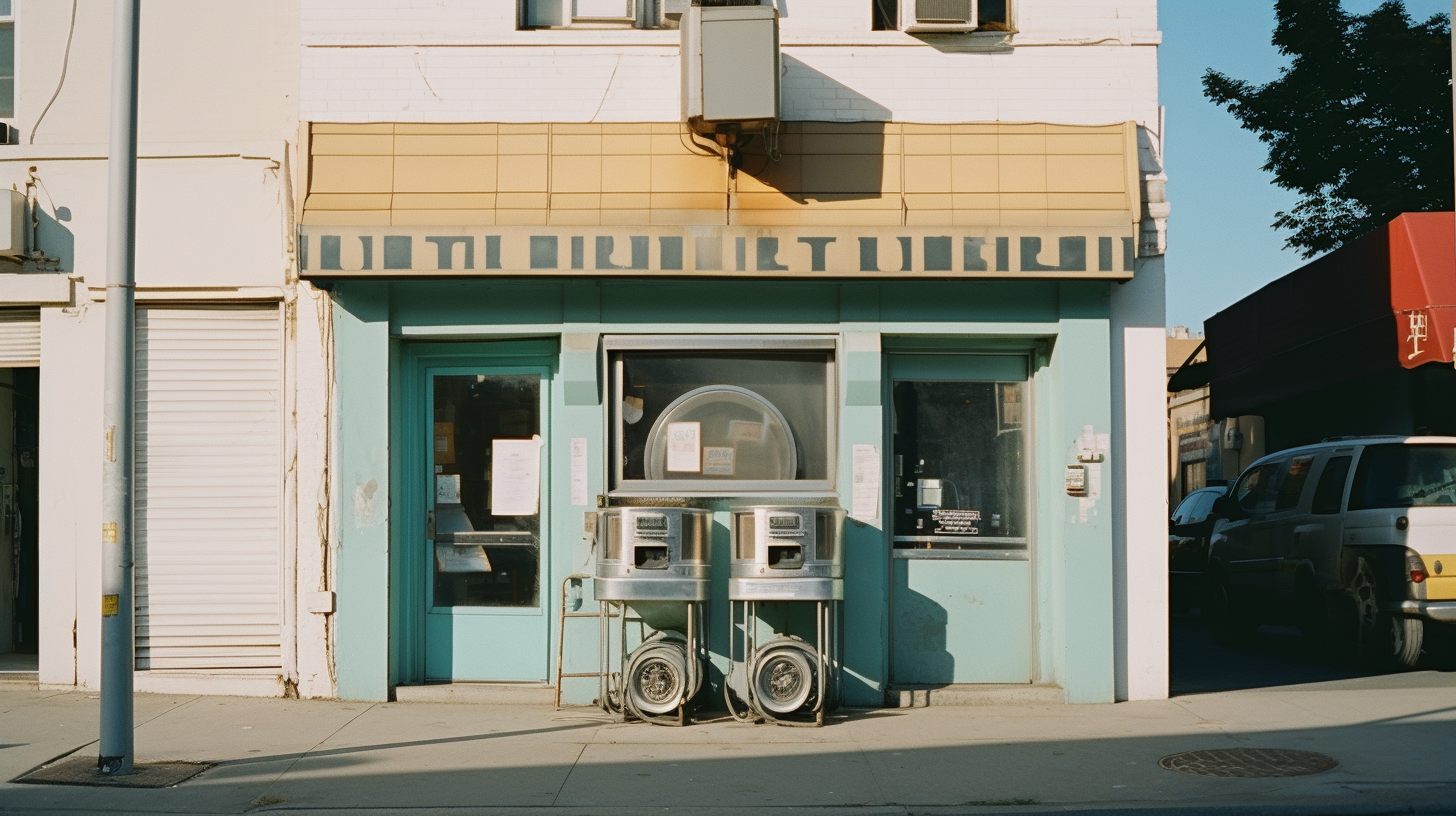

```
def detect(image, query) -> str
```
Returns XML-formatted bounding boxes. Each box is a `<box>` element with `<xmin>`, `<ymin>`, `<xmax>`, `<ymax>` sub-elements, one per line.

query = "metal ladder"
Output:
<box><xmin>553</xmin><ymin>573</ymin><xmax>603</xmax><ymax>710</ymax></box>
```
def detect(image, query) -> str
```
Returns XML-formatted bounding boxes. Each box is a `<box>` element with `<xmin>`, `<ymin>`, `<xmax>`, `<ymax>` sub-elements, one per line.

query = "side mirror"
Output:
<box><xmin>1211</xmin><ymin>495</ymin><xmax>1244</xmax><ymax>520</ymax></box>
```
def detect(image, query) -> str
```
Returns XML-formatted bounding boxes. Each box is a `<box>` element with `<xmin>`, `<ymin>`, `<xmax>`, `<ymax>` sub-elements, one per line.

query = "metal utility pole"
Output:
<box><xmin>99</xmin><ymin>0</ymin><xmax>141</xmax><ymax>777</ymax></box>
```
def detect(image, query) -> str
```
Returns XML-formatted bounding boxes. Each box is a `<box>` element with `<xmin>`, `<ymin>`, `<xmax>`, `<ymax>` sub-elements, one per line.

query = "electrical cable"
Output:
<box><xmin>30</xmin><ymin>0</ymin><xmax>79</xmax><ymax>144</ymax></box>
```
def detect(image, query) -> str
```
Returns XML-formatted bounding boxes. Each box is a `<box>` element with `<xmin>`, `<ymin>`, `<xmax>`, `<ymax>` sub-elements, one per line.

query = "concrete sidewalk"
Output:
<box><xmin>1</xmin><ymin>669</ymin><xmax>1455</xmax><ymax>816</ymax></box>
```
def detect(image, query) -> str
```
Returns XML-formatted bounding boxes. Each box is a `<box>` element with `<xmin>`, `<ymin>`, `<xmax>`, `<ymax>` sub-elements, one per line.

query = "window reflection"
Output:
<box><xmin>432</xmin><ymin>374</ymin><xmax>541</xmax><ymax>608</ymax></box>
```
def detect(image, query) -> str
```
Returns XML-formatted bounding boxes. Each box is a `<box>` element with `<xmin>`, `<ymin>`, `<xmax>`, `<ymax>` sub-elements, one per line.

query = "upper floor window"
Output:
<box><xmin>521</xmin><ymin>0</ymin><xmax>676</xmax><ymax>29</ymax></box>
<box><xmin>0</xmin><ymin>0</ymin><xmax>13</xmax><ymax>119</ymax></box>
<box><xmin>872</xmin><ymin>0</ymin><xmax>1011</xmax><ymax>32</ymax></box>
<box><xmin>521</xmin><ymin>0</ymin><xmax>769</xmax><ymax>30</ymax></box>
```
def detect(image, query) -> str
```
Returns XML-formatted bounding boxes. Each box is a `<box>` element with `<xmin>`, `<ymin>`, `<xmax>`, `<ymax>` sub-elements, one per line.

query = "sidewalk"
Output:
<box><xmin>1</xmin><ymin>668</ymin><xmax>1454</xmax><ymax>816</ymax></box>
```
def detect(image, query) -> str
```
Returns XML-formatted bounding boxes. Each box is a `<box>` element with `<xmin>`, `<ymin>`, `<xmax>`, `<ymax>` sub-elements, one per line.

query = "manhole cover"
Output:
<box><xmin>1159</xmin><ymin>748</ymin><xmax>1338</xmax><ymax>778</ymax></box>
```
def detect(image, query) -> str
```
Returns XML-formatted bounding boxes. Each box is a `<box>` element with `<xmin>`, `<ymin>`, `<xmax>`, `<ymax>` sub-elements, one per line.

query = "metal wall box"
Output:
<box><xmin>680</xmin><ymin>5</ymin><xmax>780</xmax><ymax>137</ymax></box>
<box><xmin>0</xmin><ymin>191</ymin><xmax>25</xmax><ymax>258</ymax></box>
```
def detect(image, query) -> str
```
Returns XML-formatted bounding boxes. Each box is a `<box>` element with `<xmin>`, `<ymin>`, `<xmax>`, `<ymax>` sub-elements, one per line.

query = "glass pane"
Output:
<box><xmin>431</xmin><ymin>373</ymin><xmax>541</xmax><ymax>608</ymax></box>
<box><xmin>1275</xmin><ymin>454</ymin><xmax>1316</xmax><ymax>511</ymax></box>
<box><xmin>0</xmin><ymin>4</ymin><xmax>11</xmax><ymax>20</ymax></box>
<box><xmin>892</xmin><ymin>380</ymin><xmax>1027</xmax><ymax>547</ymax></box>
<box><xmin>1349</xmin><ymin>444</ymin><xmax>1456</xmax><ymax>509</ymax></box>
<box><xmin>615</xmin><ymin>350</ymin><xmax>831</xmax><ymax>485</ymax></box>
<box><xmin>0</xmin><ymin>26</ymin><xmax>13</xmax><ymax>120</ymax></box>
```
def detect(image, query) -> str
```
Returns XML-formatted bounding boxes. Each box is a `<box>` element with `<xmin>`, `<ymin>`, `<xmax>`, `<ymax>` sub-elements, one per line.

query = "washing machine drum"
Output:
<box><xmin>625</xmin><ymin>631</ymin><xmax>701</xmax><ymax>716</ymax></box>
<box><xmin>750</xmin><ymin>637</ymin><xmax>820</xmax><ymax>715</ymax></box>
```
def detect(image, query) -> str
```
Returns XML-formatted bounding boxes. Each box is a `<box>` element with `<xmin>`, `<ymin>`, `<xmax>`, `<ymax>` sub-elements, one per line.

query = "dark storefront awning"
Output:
<box><xmin>1206</xmin><ymin>213</ymin><xmax>1455</xmax><ymax>419</ymax></box>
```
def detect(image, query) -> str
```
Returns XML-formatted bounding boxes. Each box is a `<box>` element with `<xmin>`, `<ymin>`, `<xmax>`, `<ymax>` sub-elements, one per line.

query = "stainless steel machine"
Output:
<box><xmin>593</xmin><ymin>506</ymin><xmax>712</xmax><ymax>725</ymax></box>
<box><xmin>725</xmin><ymin>505</ymin><xmax>845</xmax><ymax>726</ymax></box>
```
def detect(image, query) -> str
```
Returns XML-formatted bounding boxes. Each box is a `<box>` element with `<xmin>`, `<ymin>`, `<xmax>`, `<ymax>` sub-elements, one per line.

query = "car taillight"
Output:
<box><xmin>1407</xmin><ymin>551</ymin><xmax>1428</xmax><ymax>583</ymax></box>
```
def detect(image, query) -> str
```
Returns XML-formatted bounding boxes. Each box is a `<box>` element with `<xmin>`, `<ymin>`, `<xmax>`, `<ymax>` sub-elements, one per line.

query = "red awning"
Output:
<box><xmin>1390</xmin><ymin>212</ymin><xmax>1456</xmax><ymax>367</ymax></box>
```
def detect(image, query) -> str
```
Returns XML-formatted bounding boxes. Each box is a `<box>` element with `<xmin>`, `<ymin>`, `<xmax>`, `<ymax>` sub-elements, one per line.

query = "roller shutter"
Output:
<box><xmin>135</xmin><ymin>307</ymin><xmax>283</xmax><ymax>671</ymax></box>
<box><xmin>0</xmin><ymin>309</ymin><xmax>41</xmax><ymax>366</ymax></box>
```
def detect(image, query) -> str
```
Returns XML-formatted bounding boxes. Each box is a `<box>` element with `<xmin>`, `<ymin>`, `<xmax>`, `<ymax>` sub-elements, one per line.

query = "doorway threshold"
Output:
<box><xmin>393</xmin><ymin>681</ymin><xmax>554</xmax><ymax>705</ymax></box>
<box><xmin>0</xmin><ymin>652</ymin><xmax>39</xmax><ymax>686</ymax></box>
<box><xmin>885</xmin><ymin>683</ymin><xmax>1063</xmax><ymax>707</ymax></box>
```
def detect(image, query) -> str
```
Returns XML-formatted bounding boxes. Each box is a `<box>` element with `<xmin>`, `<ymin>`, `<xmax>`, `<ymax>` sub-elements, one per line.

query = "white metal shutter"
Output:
<box><xmin>135</xmin><ymin>307</ymin><xmax>284</xmax><ymax>671</ymax></box>
<box><xmin>0</xmin><ymin>309</ymin><xmax>41</xmax><ymax>366</ymax></box>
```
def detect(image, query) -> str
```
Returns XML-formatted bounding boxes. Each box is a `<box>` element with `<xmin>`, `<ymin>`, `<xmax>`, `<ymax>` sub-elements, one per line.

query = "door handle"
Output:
<box><xmin>426</xmin><ymin>510</ymin><xmax>436</xmax><ymax>541</ymax></box>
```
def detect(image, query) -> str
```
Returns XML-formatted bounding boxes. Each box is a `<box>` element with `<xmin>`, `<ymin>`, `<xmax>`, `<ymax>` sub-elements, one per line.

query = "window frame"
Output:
<box><xmin>0</xmin><ymin>0</ymin><xmax>14</xmax><ymax>125</ymax></box>
<box><xmin>604</xmin><ymin>334</ymin><xmax>839</xmax><ymax>497</ymax></box>
<box><xmin>520</xmin><ymin>0</ymin><xmax>674</xmax><ymax>30</ymax></box>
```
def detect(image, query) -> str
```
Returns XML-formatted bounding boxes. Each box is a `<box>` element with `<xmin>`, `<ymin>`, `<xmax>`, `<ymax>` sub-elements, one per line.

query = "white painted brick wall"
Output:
<box><xmin>302</xmin><ymin>45</ymin><xmax>1157</xmax><ymax>126</ymax></box>
<box><xmin>300</xmin><ymin>1</ymin><xmax>1160</xmax><ymax>127</ymax></box>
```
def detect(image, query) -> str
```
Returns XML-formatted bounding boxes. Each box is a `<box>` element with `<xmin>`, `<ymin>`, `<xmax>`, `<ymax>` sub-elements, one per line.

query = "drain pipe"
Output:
<box><xmin>99</xmin><ymin>0</ymin><xmax>140</xmax><ymax>777</ymax></box>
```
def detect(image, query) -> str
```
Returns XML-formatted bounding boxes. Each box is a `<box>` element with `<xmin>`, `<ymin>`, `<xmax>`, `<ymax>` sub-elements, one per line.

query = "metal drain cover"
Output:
<box><xmin>1159</xmin><ymin>748</ymin><xmax>1338</xmax><ymax>778</ymax></box>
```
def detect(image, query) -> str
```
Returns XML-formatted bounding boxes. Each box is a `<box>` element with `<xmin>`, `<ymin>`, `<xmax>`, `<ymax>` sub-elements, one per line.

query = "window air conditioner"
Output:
<box><xmin>903</xmin><ymin>0</ymin><xmax>976</xmax><ymax>32</ymax></box>
<box><xmin>0</xmin><ymin>191</ymin><xmax>23</xmax><ymax>259</ymax></box>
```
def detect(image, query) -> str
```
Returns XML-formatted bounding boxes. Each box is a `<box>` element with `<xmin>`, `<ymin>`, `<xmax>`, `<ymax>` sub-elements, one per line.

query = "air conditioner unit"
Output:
<box><xmin>0</xmin><ymin>191</ymin><xmax>24</xmax><ymax>259</ymax></box>
<box><xmin>681</xmin><ymin>4</ymin><xmax>780</xmax><ymax>140</ymax></box>
<box><xmin>903</xmin><ymin>0</ymin><xmax>976</xmax><ymax>32</ymax></box>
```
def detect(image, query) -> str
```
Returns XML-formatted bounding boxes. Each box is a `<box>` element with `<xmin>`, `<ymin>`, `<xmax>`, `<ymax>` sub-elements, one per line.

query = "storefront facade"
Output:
<box><xmin>303</xmin><ymin>114</ymin><xmax>1168</xmax><ymax>703</ymax></box>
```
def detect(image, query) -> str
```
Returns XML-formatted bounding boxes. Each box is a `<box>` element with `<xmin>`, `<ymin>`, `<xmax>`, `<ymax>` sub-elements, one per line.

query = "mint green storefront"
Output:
<box><xmin>325</xmin><ymin>276</ymin><xmax>1119</xmax><ymax>706</ymax></box>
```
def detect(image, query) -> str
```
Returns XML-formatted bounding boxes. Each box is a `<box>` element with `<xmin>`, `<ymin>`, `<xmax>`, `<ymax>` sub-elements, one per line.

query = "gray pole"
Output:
<box><xmin>99</xmin><ymin>0</ymin><xmax>140</xmax><ymax>777</ymax></box>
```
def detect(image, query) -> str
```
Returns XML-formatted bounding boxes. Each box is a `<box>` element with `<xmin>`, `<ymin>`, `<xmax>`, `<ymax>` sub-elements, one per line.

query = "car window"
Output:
<box><xmin>1349</xmin><ymin>444</ymin><xmax>1456</xmax><ymax>509</ymax></box>
<box><xmin>1234</xmin><ymin>462</ymin><xmax>1284</xmax><ymax>515</ymax></box>
<box><xmin>1184</xmin><ymin>490</ymin><xmax>1219</xmax><ymax>524</ymax></box>
<box><xmin>1275</xmin><ymin>455</ymin><xmax>1316</xmax><ymax>511</ymax></box>
<box><xmin>1311</xmin><ymin>455</ymin><xmax>1352</xmax><ymax>515</ymax></box>
<box><xmin>1172</xmin><ymin>491</ymin><xmax>1203</xmax><ymax>525</ymax></box>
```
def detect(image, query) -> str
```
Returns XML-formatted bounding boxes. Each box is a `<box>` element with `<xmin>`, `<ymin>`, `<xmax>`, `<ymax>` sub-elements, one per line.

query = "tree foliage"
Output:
<box><xmin>1203</xmin><ymin>0</ymin><xmax>1452</xmax><ymax>256</ymax></box>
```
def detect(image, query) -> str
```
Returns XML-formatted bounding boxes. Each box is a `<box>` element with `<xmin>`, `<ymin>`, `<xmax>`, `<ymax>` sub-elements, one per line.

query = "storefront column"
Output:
<box><xmin>332</xmin><ymin>282</ymin><xmax>393</xmax><ymax>701</ymax></box>
<box><xmin>1052</xmin><ymin>283</ymin><xmax>1116</xmax><ymax>703</ymax></box>
<box><xmin>839</xmin><ymin>327</ymin><xmax>888</xmax><ymax>706</ymax></box>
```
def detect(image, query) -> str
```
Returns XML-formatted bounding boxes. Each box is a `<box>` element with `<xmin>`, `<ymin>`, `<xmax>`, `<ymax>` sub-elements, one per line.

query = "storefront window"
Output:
<box><xmin>608</xmin><ymin>338</ymin><xmax>835</xmax><ymax>492</ymax></box>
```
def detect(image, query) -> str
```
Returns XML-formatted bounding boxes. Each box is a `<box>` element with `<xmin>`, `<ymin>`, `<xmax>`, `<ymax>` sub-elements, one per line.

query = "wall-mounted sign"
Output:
<box><xmin>299</xmin><ymin>225</ymin><xmax>1137</xmax><ymax>280</ymax></box>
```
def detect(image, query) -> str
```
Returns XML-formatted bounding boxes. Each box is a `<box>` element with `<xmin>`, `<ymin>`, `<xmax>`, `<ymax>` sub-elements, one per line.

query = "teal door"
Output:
<box><xmin>424</xmin><ymin>365</ymin><xmax>551</xmax><ymax>682</ymax></box>
<box><xmin>888</xmin><ymin>354</ymin><xmax>1034</xmax><ymax>685</ymax></box>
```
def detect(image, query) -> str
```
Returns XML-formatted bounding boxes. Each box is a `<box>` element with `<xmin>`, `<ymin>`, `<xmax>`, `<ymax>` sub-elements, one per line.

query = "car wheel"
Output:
<box><xmin>1389</xmin><ymin>615</ymin><xmax>1424</xmax><ymax>669</ymax></box>
<box><xmin>1207</xmin><ymin>576</ymin><xmax>1255</xmax><ymax>646</ymax></box>
<box><xmin>1348</xmin><ymin>557</ymin><xmax>1423</xmax><ymax>669</ymax></box>
<box><xmin>1295</xmin><ymin>577</ymin><xmax>1330</xmax><ymax>653</ymax></box>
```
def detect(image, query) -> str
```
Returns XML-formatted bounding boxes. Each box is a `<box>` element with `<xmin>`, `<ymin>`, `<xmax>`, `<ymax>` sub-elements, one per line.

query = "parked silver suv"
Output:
<box><xmin>1207</xmin><ymin>436</ymin><xmax>1456</xmax><ymax>667</ymax></box>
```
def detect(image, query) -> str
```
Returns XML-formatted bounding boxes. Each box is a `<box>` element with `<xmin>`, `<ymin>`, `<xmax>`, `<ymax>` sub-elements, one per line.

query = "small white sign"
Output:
<box><xmin>703</xmin><ymin>446</ymin><xmax>735</xmax><ymax>476</ymax></box>
<box><xmin>435</xmin><ymin>474</ymin><xmax>461</xmax><ymax>505</ymax></box>
<box><xmin>570</xmin><ymin>437</ymin><xmax>589</xmax><ymax>507</ymax></box>
<box><xmin>851</xmin><ymin>443</ymin><xmax>880</xmax><ymax>522</ymax></box>
<box><xmin>491</xmin><ymin>436</ymin><xmax>542</xmax><ymax>516</ymax></box>
<box><xmin>666</xmin><ymin>421</ymin><xmax>701</xmax><ymax>473</ymax></box>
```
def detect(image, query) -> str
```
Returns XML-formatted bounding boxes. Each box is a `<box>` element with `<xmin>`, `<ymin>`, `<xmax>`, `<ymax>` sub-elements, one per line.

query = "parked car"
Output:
<box><xmin>1169</xmin><ymin>485</ymin><xmax>1228</xmax><ymax>613</ymax></box>
<box><xmin>1206</xmin><ymin>436</ymin><xmax>1456</xmax><ymax>668</ymax></box>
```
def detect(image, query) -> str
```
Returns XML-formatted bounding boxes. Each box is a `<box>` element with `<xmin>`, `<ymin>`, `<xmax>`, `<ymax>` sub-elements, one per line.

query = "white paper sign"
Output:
<box><xmin>703</xmin><ymin>446</ymin><xmax>735</xmax><ymax>476</ymax></box>
<box><xmin>666</xmin><ymin>421</ymin><xmax>701</xmax><ymax>473</ymax></box>
<box><xmin>435</xmin><ymin>474</ymin><xmax>461</xmax><ymax>504</ymax></box>
<box><xmin>491</xmin><ymin>436</ymin><xmax>542</xmax><ymax>516</ymax></box>
<box><xmin>851</xmin><ymin>444</ymin><xmax>881</xmax><ymax>522</ymax></box>
<box><xmin>570</xmin><ymin>437</ymin><xmax>589</xmax><ymax>507</ymax></box>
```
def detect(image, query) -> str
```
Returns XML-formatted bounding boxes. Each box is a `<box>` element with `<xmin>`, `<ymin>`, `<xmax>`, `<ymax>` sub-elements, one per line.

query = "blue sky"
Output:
<box><xmin>1159</xmin><ymin>0</ymin><xmax>1451</xmax><ymax>331</ymax></box>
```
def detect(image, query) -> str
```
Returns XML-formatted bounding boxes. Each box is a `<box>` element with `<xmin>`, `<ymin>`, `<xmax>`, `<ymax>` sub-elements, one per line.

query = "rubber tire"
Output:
<box><xmin>1206</xmin><ymin>576</ymin><xmax>1256</xmax><ymax>646</ymax></box>
<box><xmin>1348</xmin><ymin>557</ymin><xmax>1424</xmax><ymax>670</ymax></box>
<box><xmin>1294</xmin><ymin>577</ymin><xmax>1331</xmax><ymax>654</ymax></box>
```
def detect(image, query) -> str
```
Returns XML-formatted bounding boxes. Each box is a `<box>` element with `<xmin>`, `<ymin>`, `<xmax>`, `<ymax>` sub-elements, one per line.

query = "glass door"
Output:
<box><xmin>425</xmin><ymin>368</ymin><xmax>549</xmax><ymax>682</ymax></box>
<box><xmin>888</xmin><ymin>353</ymin><xmax>1034</xmax><ymax>685</ymax></box>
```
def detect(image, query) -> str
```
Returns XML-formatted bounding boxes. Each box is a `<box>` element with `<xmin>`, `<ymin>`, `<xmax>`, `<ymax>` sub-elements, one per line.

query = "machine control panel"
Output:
<box><xmin>767</xmin><ymin>513</ymin><xmax>803</xmax><ymax>537</ymax></box>
<box><xmin>634</xmin><ymin>513</ymin><xmax>670</xmax><ymax>538</ymax></box>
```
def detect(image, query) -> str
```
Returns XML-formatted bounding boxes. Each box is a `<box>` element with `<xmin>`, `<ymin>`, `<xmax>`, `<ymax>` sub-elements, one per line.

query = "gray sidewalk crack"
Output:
<box><xmin>249</xmin><ymin>702</ymin><xmax>378</xmax><ymax>807</ymax></box>
<box><xmin>548</xmin><ymin>742</ymin><xmax>588</xmax><ymax>806</ymax></box>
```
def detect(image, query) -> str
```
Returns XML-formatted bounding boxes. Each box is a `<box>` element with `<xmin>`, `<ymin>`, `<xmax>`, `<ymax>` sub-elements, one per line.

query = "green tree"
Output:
<box><xmin>1203</xmin><ymin>0</ymin><xmax>1452</xmax><ymax>256</ymax></box>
